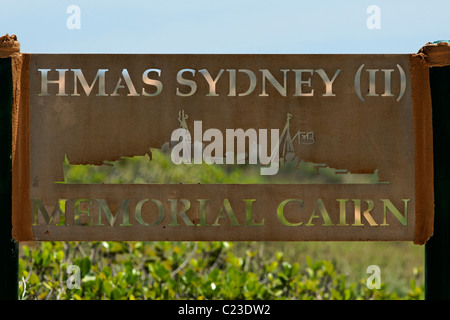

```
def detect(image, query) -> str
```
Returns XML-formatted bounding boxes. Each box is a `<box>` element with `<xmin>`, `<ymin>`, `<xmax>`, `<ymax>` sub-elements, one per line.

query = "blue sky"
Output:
<box><xmin>1</xmin><ymin>0</ymin><xmax>449</xmax><ymax>54</ymax></box>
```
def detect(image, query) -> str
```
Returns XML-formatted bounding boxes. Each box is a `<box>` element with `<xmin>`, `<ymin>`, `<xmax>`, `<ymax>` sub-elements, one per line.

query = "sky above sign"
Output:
<box><xmin>1</xmin><ymin>0</ymin><xmax>449</xmax><ymax>54</ymax></box>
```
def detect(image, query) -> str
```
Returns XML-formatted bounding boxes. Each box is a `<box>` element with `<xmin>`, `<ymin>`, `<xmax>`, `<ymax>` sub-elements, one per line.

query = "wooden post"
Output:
<box><xmin>426</xmin><ymin>62</ymin><xmax>450</xmax><ymax>300</ymax></box>
<box><xmin>0</xmin><ymin>35</ymin><xmax>18</xmax><ymax>300</ymax></box>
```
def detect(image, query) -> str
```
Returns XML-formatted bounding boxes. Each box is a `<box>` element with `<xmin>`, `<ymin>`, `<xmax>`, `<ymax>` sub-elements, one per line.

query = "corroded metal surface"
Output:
<box><xmin>12</xmin><ymin>52</ymin><xmax>439</xmax><ymax>242</ymax></box>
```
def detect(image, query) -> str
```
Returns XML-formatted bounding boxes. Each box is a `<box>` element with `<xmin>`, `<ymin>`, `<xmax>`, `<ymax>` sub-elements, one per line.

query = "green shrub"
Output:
<box><xmin>18</xmin><ymin>241</ymin><xmax>424</xmax><ymax>300</ymax></box>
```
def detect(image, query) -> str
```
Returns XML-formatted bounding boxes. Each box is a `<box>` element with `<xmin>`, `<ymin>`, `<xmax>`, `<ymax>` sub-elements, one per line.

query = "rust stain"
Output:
<box><xmin>417</xmin><ymin>42</ymin><xmax>450</xmax><ymax>67</ymax></box>
<box><xmin>410</xmin><ymin>55</ymin><xmax>434</xmax><ymax>244</ymax></box>
<box><xmin>410</xmin><ymin>42</ymin><xmax>450</xmax><ymax>244</ymax></box>
<box><xmin>12</xmin><ymin>53</ymin><xmax>33</xmax><ymax>241</ymax></box>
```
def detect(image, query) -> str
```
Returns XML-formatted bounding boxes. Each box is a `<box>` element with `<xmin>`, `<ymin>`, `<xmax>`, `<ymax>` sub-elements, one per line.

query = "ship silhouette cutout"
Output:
<box><xmin>60</xmin><ymin>110</ymin><xmax>386</xmax><ymax>184</ymax></box>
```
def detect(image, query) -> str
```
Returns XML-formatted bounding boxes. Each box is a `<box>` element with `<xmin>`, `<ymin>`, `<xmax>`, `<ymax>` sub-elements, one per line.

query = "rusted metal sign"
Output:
<box><xmin>11</xmin><ymin>51</ymin><xmax>438</xmax><ymax>243</ymax></box>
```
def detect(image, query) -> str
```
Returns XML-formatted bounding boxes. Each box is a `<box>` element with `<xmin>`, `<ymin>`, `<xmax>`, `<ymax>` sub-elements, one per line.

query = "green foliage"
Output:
<box><xmin>62</xmin><ymin>149</ymin><xmax>375</xmax><ymax>184</ymax></box>
<box><xmin>18</xmin><ymin>241</ymin><xmax>424</xmax><ymax>300</ymax></box>
<box><xmin>62</xmin><ymin>150</ymin><xmax>268</xmax><ymax>184</ymax></box>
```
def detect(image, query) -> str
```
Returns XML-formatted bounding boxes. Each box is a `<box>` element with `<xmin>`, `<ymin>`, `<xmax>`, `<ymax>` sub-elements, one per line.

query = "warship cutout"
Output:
<box><xmin>61</xmin><ymin>110</ymin><xmax>383</xmax><ymax>184</ymax></box>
